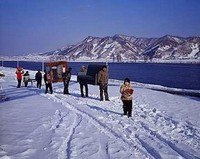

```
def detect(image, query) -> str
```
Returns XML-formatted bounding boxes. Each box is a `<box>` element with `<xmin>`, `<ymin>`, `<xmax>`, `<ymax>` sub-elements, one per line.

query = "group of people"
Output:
<box><xmin>77</xmin><ymin>65</ymin><xmax>134</xmax><ymax>118</ymax></box>
<box><xmin>15</xmin><ymin>65</ymin><xmax>134</xmax><ymax>118</ymax></box>
<box><xmin>15</xmin><ymin>67</ymin><xmax>30</xmax><ymax>88</ymax></box>
<box><xmin>15</xmin><ymin>67</ymin><xmax>43</xmax><ymax>89</ymax></box>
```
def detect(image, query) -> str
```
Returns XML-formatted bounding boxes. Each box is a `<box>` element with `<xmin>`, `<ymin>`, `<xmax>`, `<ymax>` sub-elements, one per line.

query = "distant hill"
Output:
<box><xmin>2</xmin><ymin>34</ymin><xmax>200</xmax><ymax>63</ymax></box>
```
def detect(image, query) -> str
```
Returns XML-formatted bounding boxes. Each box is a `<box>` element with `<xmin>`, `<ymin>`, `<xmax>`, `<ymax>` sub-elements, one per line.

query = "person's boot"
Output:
<box><xmin>128</xmin><ymin>112</ymin><xmax>132</xmax><ymax>118</ymax></box>
<box><xmin>123</xmin><ymin>106</ymin><xmax>127</xmax><ymax>115</ymax></box>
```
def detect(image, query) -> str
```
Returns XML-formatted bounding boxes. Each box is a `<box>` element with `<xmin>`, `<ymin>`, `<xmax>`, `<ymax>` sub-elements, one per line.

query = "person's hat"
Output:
<box><xmin>17</xmin><ymin>67</ymin><xmax>22</xmax><ymax>71</ymax></box>
<box><xmin>124</xmin><ymin>78</ymin><xmax>130</xmax><ymax>83</ymax></box>
<box><xmin>102</xmin><ymin>65</ymin><xmax>107</xmax><ymax>69</ymax></box>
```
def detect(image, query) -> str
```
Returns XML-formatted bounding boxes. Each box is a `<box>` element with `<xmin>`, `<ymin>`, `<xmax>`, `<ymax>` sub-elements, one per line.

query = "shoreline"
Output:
<box><xmin>150</xmin><ymin>88</ymin><xmax>200</xmax><ymax>98</ymax></box>
<box><xmin>0</xmin><ymin>58</ymin><xmax>200</xmax><ymax>64</ymax></box>
<box><xmin>1</xmin><ymin>66</ymin><xmax>200</xmax><ymax>94</ymax></box>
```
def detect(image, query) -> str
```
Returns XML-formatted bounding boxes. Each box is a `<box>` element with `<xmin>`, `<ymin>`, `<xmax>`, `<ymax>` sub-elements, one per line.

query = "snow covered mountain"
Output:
<box><xmin>2</xmin><ymin>35</ymin><xmax>200</xmax><ymax>62</ymax></box>
<box><xmin>38</xmin><ymin>34</ymin><xmax>200</xmax><ymax>62</ymax></box>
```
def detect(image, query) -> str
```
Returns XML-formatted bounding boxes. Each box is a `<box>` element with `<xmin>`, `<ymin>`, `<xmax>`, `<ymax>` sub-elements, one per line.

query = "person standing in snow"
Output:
<box><xmin>98</xmin><ymin>65</ymin><xmax>109</xmax><ymax>101</ymax></box>
<box><xmin>16</xmin><ymin>67</ymin><xmax>24</xmax><ymax>88</ymax></box>
<box><xmin>35</xmin><ymin>70</ymin><xmax>42</xmax><ymax>89</ymax></box>
<box><xmin>44</xmin><ymin>71</ymin><xmax>53</xmax><ymax>94</ymax></box>
<box><xmin>120</xmin><ymin>78</ymin><xmax>134</xmax><ymax>118</ymax></box>
<box><xmin>62</xmin><ymin>67</ymin><xmax>72</xmax><ymax>94</ymax></box>
<box><xmin>77</xmin><ymin>65</ymin><xmax>88</xmax><ymax>97</ymax></box>
<box><xmin>23</xmin><ymin>71</ymin><xmax>30</xmax><ymax>87</ymax></box>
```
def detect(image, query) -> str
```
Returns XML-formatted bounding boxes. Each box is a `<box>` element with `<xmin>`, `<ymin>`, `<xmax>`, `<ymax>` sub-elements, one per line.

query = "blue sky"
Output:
<box><xmin>0</xmin><ymin>0</ymin><xmax>200</xmax><ymax>56</ymax></box>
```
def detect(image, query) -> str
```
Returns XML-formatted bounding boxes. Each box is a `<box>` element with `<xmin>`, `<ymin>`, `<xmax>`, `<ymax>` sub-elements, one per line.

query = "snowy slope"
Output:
<box><xmin>0</xmin><ymin>67</ymin><xmax>200</xmax><ymax>159</ymax></box>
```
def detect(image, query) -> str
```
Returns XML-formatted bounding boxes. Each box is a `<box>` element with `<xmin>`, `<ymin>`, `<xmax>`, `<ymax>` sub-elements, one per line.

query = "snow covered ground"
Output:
<box><xmin>0</xmin><ymin>67</ymin><xmax>200</xmax><ymax>159</ymax></box>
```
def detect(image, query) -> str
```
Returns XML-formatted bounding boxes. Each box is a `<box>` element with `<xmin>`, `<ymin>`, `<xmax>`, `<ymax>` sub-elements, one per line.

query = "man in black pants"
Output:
<box><xmin>97</xmin><ymin>65</ymin><xmax>109</xmax><ymax>101</ymax></box>
<box><xmin>79</xmin><ymin>78</ymin><xmax>88</xmax><ymax>97</ymax></box>
<box><xmin>77</xmin><ymin>66</ymin><xmax>88</xmax><ymax>97</ymax></box>
<box><xmin>62</xmin><ymin>67</ymin><xmax>72</xmax><ymax>94</ymax></box>
<box><xmin>44</xmin><ymin>71</ymin><xmax>53</xmax><ymax>94</ymax></box>
<box><xmin>35</xmin><ymin>70</ymin><xmax>42</xmax><ymax>89</ymax></box>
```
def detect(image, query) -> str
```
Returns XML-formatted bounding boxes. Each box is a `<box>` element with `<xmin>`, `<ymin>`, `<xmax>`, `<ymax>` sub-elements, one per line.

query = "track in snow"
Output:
<box><xmin>40</xmin><ymin>83</ymin><xmax>200</xmax><ymax>159</ymax></box>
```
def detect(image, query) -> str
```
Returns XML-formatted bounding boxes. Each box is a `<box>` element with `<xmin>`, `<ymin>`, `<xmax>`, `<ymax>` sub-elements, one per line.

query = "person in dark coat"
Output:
<box><xmin>62</xmin><ymin>67</ymin><xmax>72</xmax><ymax>94</ymax></box>
<box><xmin>23</xmin><ymin>71</ymin><xmax>30</xmax><ymax>87</ymax></box>
<box><xmin>78</xmin><ymin>66</ymin><xmax>88</xmax><ymax>97</ymax></box>
<box><xmin>120</xmin><ymin>78</ymin><xmax>134</xmax><ymax>118</ymax></box>
<box><xmin>15</xmin><ymin>67</ymin><xmax>24</xmax><ymax>88</ymax></box>
<box><xmin>35</xmin><ymin>70</ymin><xmax>42</xmax><ymax>89</ymax></box>
<box><xmin>44</xmin><ymin>71</ymin><xmax>53</xmax><ymax>94</ymax></box>
<box><xmin>97</xmin><ymin>65</ymin><xmax>109</xmax><ymax>101</ymax></box>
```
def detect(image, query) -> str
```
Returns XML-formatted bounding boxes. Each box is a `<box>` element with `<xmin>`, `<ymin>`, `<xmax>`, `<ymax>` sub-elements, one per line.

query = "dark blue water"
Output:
<box><xmin>109</xmin><ymin>63</ymin><xmax>200</xmax><ymax>90</ymax></box>
<box><xmin>1</xmin><ymin>61</ymin><xmax>200</xmax><ymax>90</ymax></box>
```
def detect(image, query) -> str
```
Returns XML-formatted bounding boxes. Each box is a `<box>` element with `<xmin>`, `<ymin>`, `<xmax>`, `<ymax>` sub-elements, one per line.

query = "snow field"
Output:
<box><xmin>0</xmin><ymin>67</ymin><xmax>200</xmax><ymax>159</ymax></box>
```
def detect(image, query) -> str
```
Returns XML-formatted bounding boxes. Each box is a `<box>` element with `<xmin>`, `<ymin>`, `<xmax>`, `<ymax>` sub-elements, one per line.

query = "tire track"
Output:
<box><xmin>139</xmin><ymin>121</ymin><xmax>200</xmax><ymax>159</ymax></box>
<box><xmin>75</xmin><ymin>93</ymin><xmax>200</xmax><ymax>158</ymax></box>
<box><xmin>133</xmin><ymin>100</ymin><xmax>200</xmax><ymax>151</ymax></box>
<box><xmin>45</xmin><ymin>93</ymin><xmax>151</xmax><ymax>159</ymax></box>
<box><xmin>42</xmin><ymin>92</ymin><xmax>200</xmax><ymax>159</ymax></box>
<box><xmin>54</xmin><ymin>93</ymin><xmax>180</xmax><ymax>158</ymax></box>
<box><xmin>58</xmin><ymin>113</ymin><xmax>82</xmax><ymax>159</ymax></box>
<box><xmin>130</xmin><ymin>99</ymin><xmax>200</xmax><ymax>158</ymax></box>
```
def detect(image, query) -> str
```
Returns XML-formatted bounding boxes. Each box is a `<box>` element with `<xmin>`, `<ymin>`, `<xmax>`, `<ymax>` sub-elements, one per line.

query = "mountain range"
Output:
<box><xmin>2</xmin><ymin>34</ymin><xmax>200</xmax><ymax>62</ymax></box>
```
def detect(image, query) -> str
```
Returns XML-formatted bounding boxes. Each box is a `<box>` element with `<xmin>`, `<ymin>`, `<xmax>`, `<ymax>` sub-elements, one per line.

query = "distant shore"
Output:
<box><xmin>0</xmin><ymin>57</ymin><xmax>200</xmax><ymax>64</ymax></box>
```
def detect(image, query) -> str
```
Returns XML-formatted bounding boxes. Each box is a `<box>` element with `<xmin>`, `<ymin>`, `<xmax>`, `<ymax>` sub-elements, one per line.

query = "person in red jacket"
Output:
<box><xmin>16</xmin><ymin>67</ymin><xmax>24</xmax><ymax>88</ymax></box>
